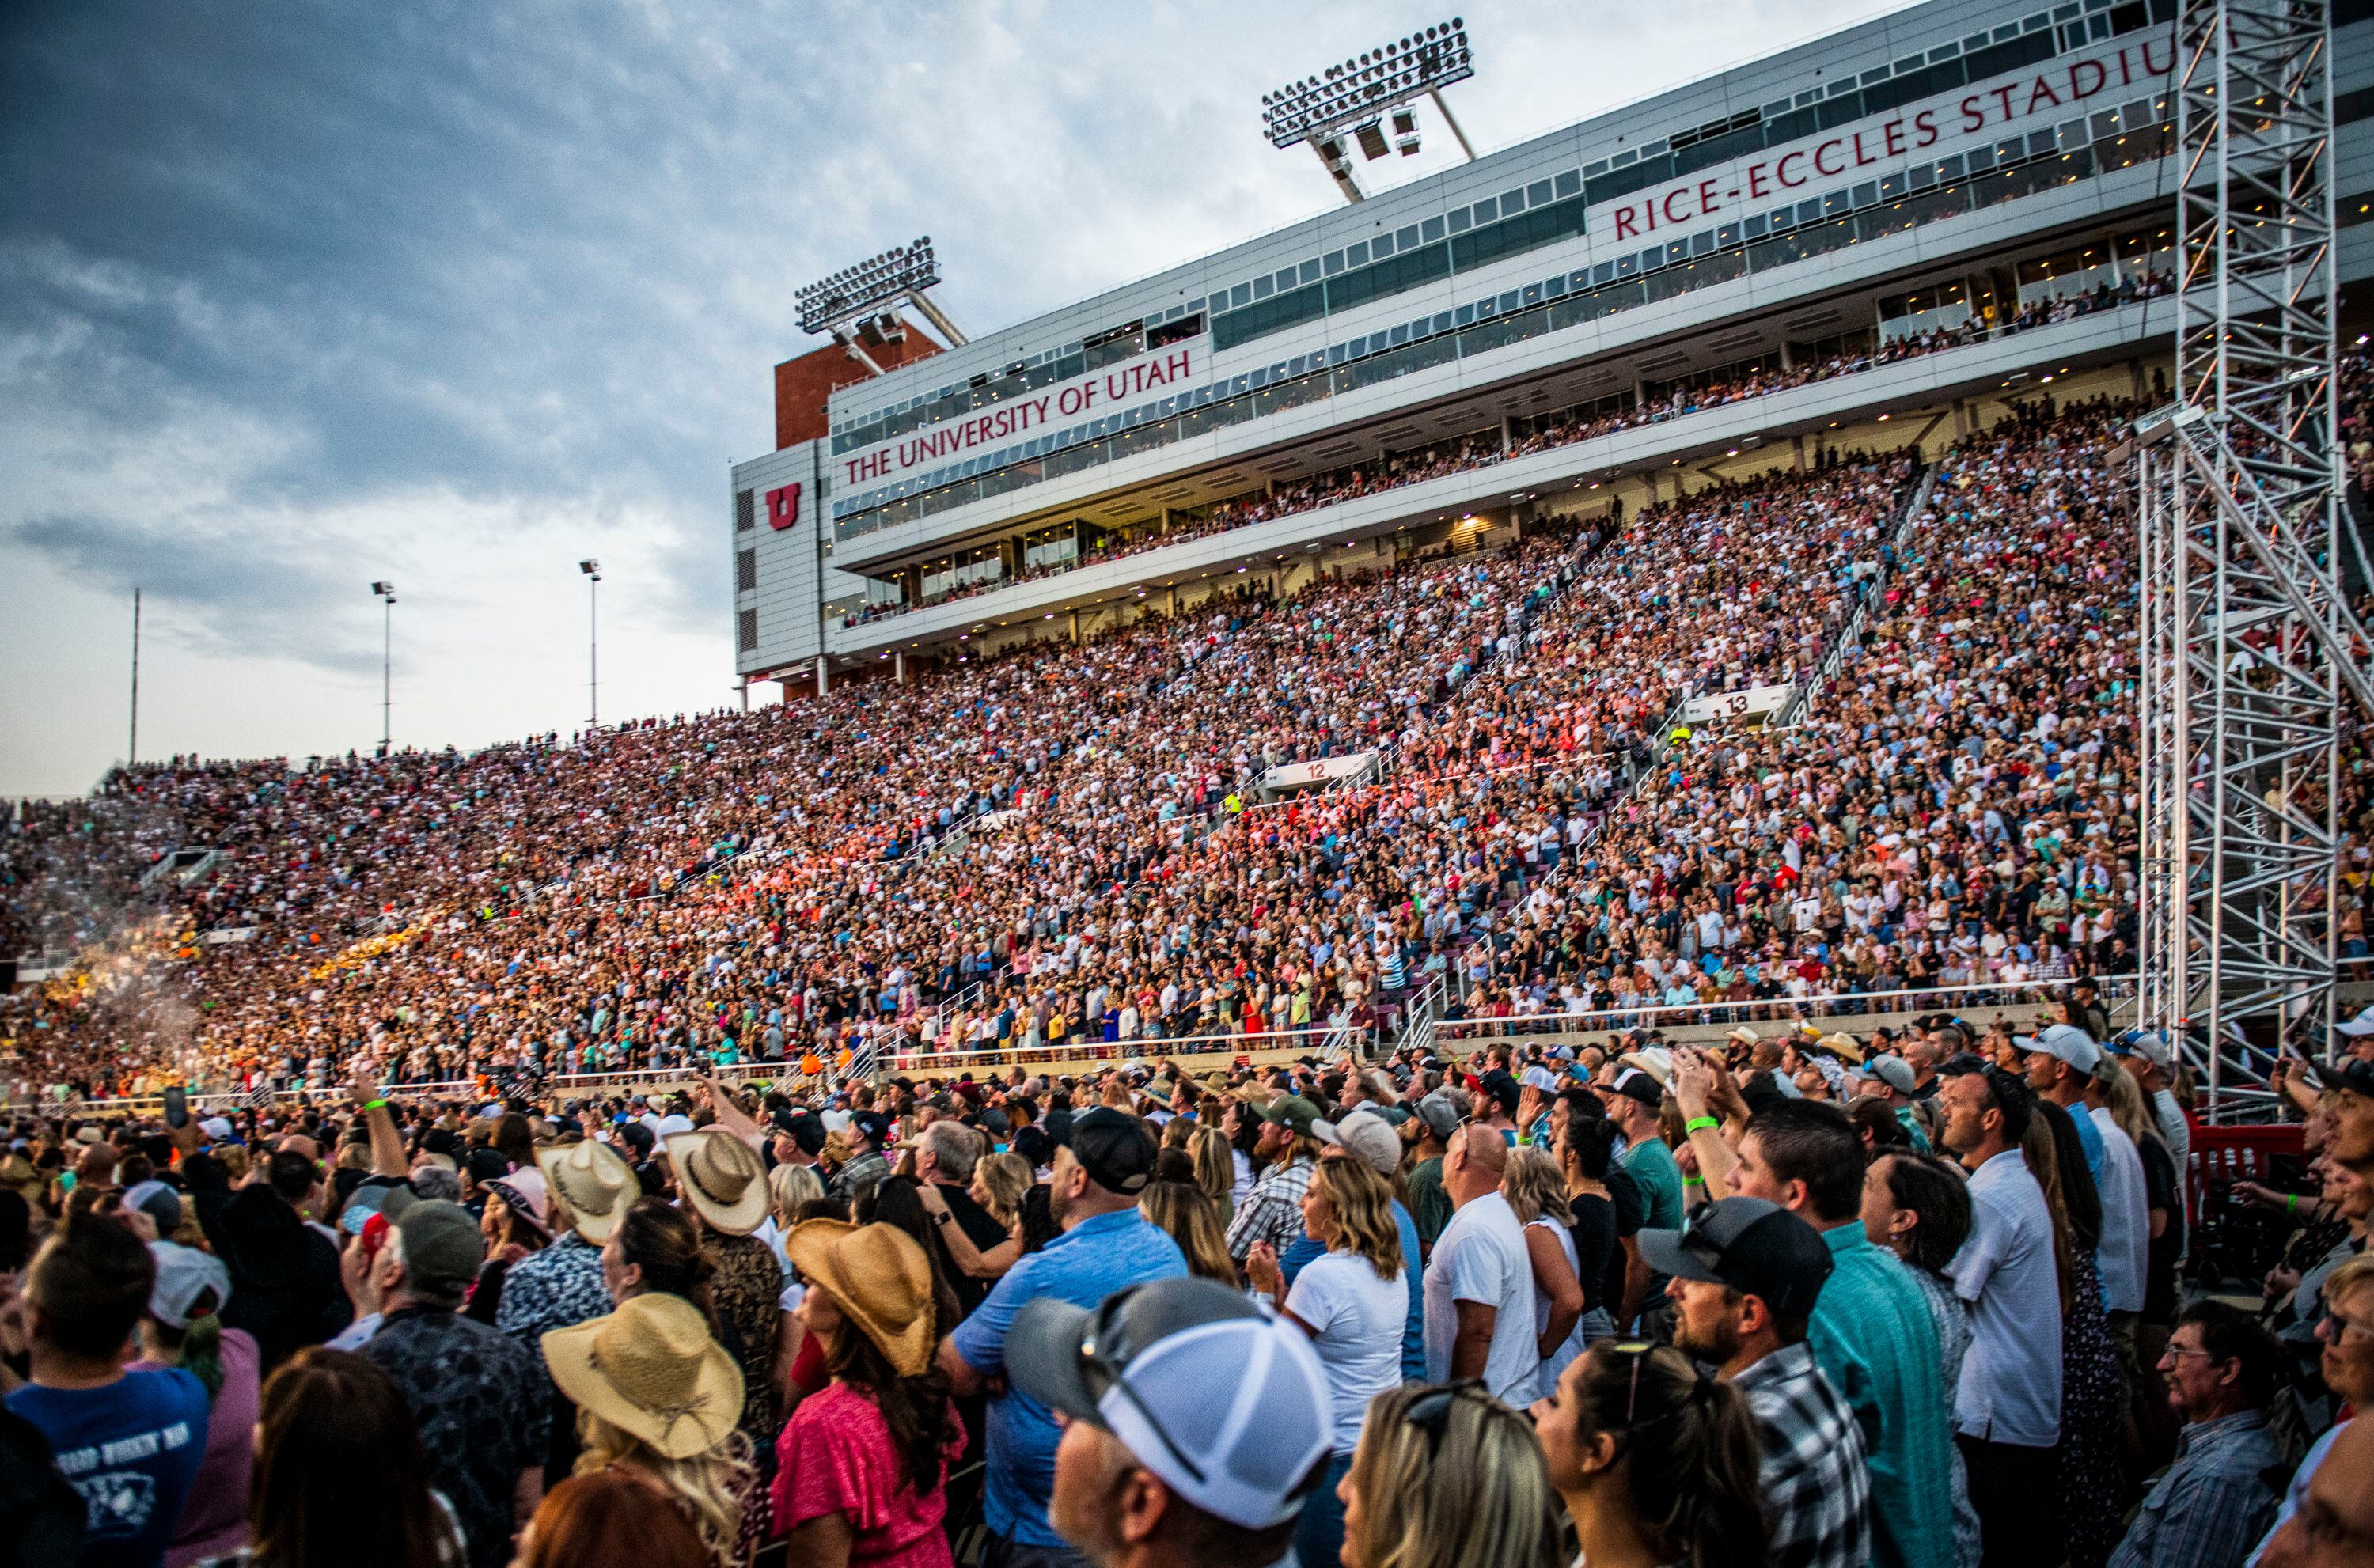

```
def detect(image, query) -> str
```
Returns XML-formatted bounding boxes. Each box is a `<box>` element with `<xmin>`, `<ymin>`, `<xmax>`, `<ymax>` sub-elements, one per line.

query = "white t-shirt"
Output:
<box><xmin>1949</xmin><ymin>1149</ymin><xmax>2062</xmax><ymax>1447</ymax></box>
<box><xmin>2088</xmin><ymin>1106</ymin><xmax>2150</xmax><ymax>1314</ymax></box>
<box><xmin>1526</xmin><ymin>1215</ymin><xmax>1588</xmax><ymax>1388</ymax></box>
<box><xmin>1423</xmin><ymin>1191</ymin><xmax>1539</xmax><ymax>1408</ymax></box>
<box><xmin>1287</xmin><ymin>1250</ymin><xmax>1409</xmax><ymax>1454</ymax></box>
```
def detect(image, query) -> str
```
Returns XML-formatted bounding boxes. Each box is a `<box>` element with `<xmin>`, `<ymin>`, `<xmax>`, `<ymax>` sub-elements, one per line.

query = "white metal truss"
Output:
<box><xmin>2135</xmin><ymin>0</ymin><xmax>2369</xmax><ymax>1118</ymax></box>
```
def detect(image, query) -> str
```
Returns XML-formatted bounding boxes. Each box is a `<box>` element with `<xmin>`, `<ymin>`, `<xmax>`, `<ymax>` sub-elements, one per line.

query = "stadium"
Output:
<box><xmin>3</xmin><ymin>0</ymin><xmax>2368</xmax><ymax>1112</ymax></box>
<box><xmin>7</xmin><ymin>2</ymin><xmax>2374</xmax><ymax>1566</ymax></box>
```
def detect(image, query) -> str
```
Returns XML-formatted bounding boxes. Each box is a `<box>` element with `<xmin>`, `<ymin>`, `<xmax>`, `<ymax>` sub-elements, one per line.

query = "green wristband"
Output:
<box><xmin>1685</xmin><ymin>1115</ymin><xmax>1720</xmax><ymax>1133</ymax></box>
<box><xmin>2286</xmin><ymin>1193</ymin><xmax>2298</xmax><ymax>1214</ymax></box>
<box><xmin>364</xmin><ymin>1097</ymin><xmax>389</xmax><ymax>1111</ymax></box>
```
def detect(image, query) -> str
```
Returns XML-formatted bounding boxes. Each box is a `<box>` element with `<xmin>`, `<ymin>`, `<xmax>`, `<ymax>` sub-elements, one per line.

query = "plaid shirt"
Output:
<box><xmin>1226</xmin><ymin>1154</ymin><xmax>1314</xmax><ymax>1262</ymax></box>
<box><xmin>1736</xmin><ymin>1340</ymin><xmax>1872</xmax><ymax>1568</ymax></box>
<box><xmin>2107</xmin><ymin>1409</ymin><xmax>2281</xmax><ymax>1568</ymax></box>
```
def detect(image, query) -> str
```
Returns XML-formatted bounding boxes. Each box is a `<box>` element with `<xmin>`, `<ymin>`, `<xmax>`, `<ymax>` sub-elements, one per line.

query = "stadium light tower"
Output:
<box><xmin>578</xmin><ymin>559</ymin><xmax>601</xmax><ymax>729</ymax></box>
<box><xmin>369</xmin><ymin>581</ymin><xmax>396</xmax><ymax>758</ymax></box>
<box><xmin>1261</xmin><ymin>19</ymin><xmax>1477</xmax><ymax>206</ymax></box>
<box><xmin>796</xmin><ymin>237</ymin><xmax>966</xmax><ymax>377</ymax></box>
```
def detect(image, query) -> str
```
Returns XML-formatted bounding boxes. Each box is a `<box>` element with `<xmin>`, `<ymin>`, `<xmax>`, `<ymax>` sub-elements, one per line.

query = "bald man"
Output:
<box><xmin>1422</xmin><ymin>1125</ymin><xmax>1539</xmax><ymax>1407</ymax></box>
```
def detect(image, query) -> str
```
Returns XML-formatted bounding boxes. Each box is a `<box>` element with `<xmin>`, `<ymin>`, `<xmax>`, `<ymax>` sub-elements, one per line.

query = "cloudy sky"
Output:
<box><xmin>1</xmin><ymin>0</ymin><xmax>1893</xmax><ymax>799</ymax></box>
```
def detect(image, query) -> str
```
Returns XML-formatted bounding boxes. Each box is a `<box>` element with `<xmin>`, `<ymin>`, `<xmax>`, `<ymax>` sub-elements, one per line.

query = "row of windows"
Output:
<box><xmin>829</xmin><ymin>101</ymin><xmax>2167</xmax><ymax>540</ymax></box>
<box><xmin>828</xmin><ymin>0</ymin><xmax>2171</xmax><ymax>443</ymax></box>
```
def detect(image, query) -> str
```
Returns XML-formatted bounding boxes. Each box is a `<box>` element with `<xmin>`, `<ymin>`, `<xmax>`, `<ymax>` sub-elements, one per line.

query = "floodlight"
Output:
<box><xmin>1259</xmin><ymin>21</ymin><xmax>1473</xmax><ymax>149</ymax></box>
<box><xmin>578</xmin><ymin>559</ymin><xmax>601</xmax><ymax>578</ymax></box>
<box><xmin>1259</xmin><ymin>21</ymin><xmax>1477</xmax><ymax>203</ymax></box>
<box><xmin>795</xmin><ymin>237</ymin><xmax>940</xmax><ymax>336</ymax></box>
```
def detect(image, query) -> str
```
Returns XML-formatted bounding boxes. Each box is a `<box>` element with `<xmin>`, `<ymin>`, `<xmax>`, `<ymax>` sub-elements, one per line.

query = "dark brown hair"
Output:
<box><xmin>614</xmin><ymin>1197</ymin><xmax>718</xmax><ymax>1327</ymax></box>
<box><xmin>27</xmin><ymin>1212</ymin><xmax>151</xmax><ymax>1360</ymax></box>
<box><xmin>249</xmin><ymin>1349</ymin><xmax>448</xmax><ymax>1568</ymax></box>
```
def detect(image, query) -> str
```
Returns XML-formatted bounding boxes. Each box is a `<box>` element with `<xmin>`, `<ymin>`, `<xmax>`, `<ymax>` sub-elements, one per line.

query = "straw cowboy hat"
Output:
<box><xmin>1724</xmin><ymin>1027</ymin><xmax>1762</xmax><ymax>1049</ymax></box>
<box><xmin>1617</xmin><ymin>1047</ymin><xmax>1674</xmax><ymax>1089</ymax></box>
<box><xmin>783</xmin><ymin>1219</ymin><xmax>937</xmax><ymax>1377</ymax></box>
<box><xmin>537</xmin><ymin>1137</ymin><xmax>638</xmax><ymax>1244</ymax></box>
<box><xmin>1812</xmin><ymin>1032</ymin><xmax>1868</xmax><ymax>1065</ymax></box>
<box><xmin>662</xmin><ymin>1128</ymin><xmax>768</xmax><ymax>1237</ymax></box>
<box><xmin>541</xmin><ymin>1292</ymin><xmax>743</xmax><ymax>1459</ymax></box>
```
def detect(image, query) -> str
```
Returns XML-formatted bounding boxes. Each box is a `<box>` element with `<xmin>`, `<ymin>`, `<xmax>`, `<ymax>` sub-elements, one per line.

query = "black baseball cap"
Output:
<box><xmin>2311</xmin><ymin>1056</ymin><xmax>2374</xmax><ymax>1097</ymax></box>
<box><xmin>851</xmin><ymin>1110</ymin><xmax>892</xmax><ymax>1147</ymax></box>
<box><xmin>1637</xmin><ymin>1197</ymin><xmax>1834</xmax><ymax>1317</ymax></box>
<box><xmin>1068</xmin><ymin>1108</ymin><xmax>1155</xmax><ymax>1195</ymax></box>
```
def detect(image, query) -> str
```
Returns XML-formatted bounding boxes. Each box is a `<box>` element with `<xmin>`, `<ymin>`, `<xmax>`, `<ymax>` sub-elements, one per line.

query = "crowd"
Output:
<box><xmin>3</xmin><ymin>1002</ymin><xmax>2372</xmax><ymax>1568</ymax></box>
<box><xmin>10</xmin><ymin>399</ymin><xmax>2374</xmax><ymax>1119</ymax></box>
<box><xmin>829</xmin><ymin>268</ymin><xmax>2175</xmax><ymax>634</ymax></box>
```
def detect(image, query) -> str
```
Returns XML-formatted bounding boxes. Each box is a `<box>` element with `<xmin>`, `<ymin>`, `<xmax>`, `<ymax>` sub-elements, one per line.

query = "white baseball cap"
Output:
<box><xmin>2016</xmin><ymin>1023</ymin><xmax>2101</xmax><ymax>1077</ymax></box>
<box><xmin>1007</xmin><ymin>1278</ymin><xmax>1331</xmax><ymax>1531</ymax></box>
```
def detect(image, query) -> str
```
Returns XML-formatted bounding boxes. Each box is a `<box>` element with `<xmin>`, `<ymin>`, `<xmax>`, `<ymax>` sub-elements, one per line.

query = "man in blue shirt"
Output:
<box><xmin>941</xmin><ymin>1108</ymin><xmax>1186</xmax><ymax>1568</ymax></box>
<box><xmin>6</xmin><ymin>1219</ymin><xmax>210</xmax><ymax>1568</ymax></box>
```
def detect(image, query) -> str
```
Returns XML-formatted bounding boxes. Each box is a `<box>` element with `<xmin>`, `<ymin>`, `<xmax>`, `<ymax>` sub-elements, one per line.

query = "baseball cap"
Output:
<box><xmin>850</xmin><ymin>1110</ymin><xmax>892</xmax><ymax>1148</ymax></box>
<box><xmin>1312</xmin><ymin>1112</ymin><xmax>1401</xmax><ymax>1177</ymax></box>
<box><xmin>1007</xmin><ymin>1277</ymin><xmax>1332</xmax><ymax>1530</ymax></box>
<box><xmin>122</xmin><ymin>1180</ymin><xmax>183</xmax><ymax>1233</ymax></box>
<box><xmin>146</xmin><ymin>1241</ymin><xmax>231</xmax><ymax>1330</ymax></box>
<box><xmin>1415</xmin><ymin>1092</ymin><xmax>1463</xmax><ymax>1142</ymax></box>
<box><xmin>1260</xmin><ymin>1095</ymin><xmax>1322</xmax><ymax>1137</ymax></box>
<box><xmin>381</xmin><ymin>1194</ymin><xmax>484</xmax><ymax>1295</ymax></box>
<box><xmin>1609</xmin><ymin>1067</ymin><xmax>1665</xmax><ymax>1108</ymax></box>
<box><xmin>2110</xmin><ymin>1031</ymin><xmax>2173</xmax><ymax>1071</ymax></box>
<box><xmin>2335</xmin><ymin>1006</ymin><xmax>2374</xmax><ymax>1038</ymax></box>
<box><xmin>198</xmin><ymin>1116</ymin><xmax>236</xmax><ymax>1142</ymax></box>
<box><xmin>2016</xmin><ymin>1023</ymin><xmax>2101</xmax><ymax>1077</ymax></box>
<box><xmin>2311</xmin><ymin>1056</ymin><xmax>2374</xmax><ymax>1097</ymax></box>
<box><xmin>1866</xmin><ymin>1055</ymin><xmax>1917</xmax><ymax>1096</ymax></box>
<box><xmin>1636</xmin><ymin>1197</ymin><xmax>1833</xmax><ymax>1318</ymax></box>
<box><xmin>1068</xmin><ymin>1108</ymin><xmax>1155</xmax><ymax>1195</ymax></box>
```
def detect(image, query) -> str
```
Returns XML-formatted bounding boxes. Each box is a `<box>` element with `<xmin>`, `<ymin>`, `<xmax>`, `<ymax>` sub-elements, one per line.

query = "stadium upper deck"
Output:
<box><xmin>730</xmin><ymin>0</ymin><xmax>2374</xmax><ymax>695</ymax></box>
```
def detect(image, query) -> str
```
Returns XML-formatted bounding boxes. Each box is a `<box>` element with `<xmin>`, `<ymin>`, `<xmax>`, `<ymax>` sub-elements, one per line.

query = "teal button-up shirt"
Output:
<box><xmin>1808</xmin><ymin>1220</ymin><xmax>1958</xmax><ymax>1568</ymax></box>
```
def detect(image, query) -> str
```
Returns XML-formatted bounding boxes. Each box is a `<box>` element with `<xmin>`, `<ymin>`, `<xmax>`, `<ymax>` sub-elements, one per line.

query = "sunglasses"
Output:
<box><xmin>1402</xmin><ymin>1379</ymin><xmax>1489</xmax><ymax>1452</ymax></box>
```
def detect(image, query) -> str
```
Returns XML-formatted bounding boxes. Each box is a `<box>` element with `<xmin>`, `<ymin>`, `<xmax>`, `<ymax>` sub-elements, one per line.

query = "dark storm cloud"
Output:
<box><xmin>0</xmin><ymin>0</ymin><xmax>1276</xmax><ymax>657</ymax></box>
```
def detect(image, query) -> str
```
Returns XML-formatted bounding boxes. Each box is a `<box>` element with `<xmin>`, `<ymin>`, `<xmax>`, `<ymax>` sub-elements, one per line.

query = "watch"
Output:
<box><xmin>931</xmin><ymin>1210</ymin><xmax>954</xmax><ymax>1227</ymax></box>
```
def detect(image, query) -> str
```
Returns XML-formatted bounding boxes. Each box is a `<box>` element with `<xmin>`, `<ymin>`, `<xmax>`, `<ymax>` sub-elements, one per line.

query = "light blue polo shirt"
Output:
<box><xmin>952</xmin><ymin>1207</ymin><xmax>1188</xmax><ymax>1545</ymax></box>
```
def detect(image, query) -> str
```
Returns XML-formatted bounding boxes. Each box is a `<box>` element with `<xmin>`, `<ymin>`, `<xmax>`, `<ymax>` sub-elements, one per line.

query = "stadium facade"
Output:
<box><xmin>730</xmin><ymin>0</ymin><xmax>2374</xmax><ymax>697</ymax></box>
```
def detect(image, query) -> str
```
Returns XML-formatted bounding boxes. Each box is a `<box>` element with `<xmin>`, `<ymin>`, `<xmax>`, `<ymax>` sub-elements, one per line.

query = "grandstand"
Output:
<box><xmin>6</xmin><ymin>0</ymin><xmax>2373</xmax><ymax>1112</ymax></box>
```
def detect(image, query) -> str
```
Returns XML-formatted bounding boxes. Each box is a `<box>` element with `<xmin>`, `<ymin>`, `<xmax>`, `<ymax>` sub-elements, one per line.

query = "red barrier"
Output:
<box><xmin>2184</xmin><ymin>1119</ymin><xmax>2305</xmax><ymax>1217</ymax></box>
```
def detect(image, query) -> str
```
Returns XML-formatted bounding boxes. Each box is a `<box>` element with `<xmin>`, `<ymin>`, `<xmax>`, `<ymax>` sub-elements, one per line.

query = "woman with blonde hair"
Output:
<box><xmin>544</xmin><ymin>1290</ymin><xmax>754</xmax><ymax>1567</ymax></box>
<box><xmin>1502</xmin><ymin>1145</ymin><xmax>1588</xmax><ymax>1386</ymax></box>
<box><xmin>1338</xmin><ymin>1381</ymin><xmax>1561</xmax><ymax>1568</ymax></box>
<box><xmin>1530</xmin><ymin>1340</ymin><xmax>1768</xmax><ymax>1568</ymax></box>
<box><xmin>913</xmin><ymin>1153</ymin><xmax>1029</xmax><ymax>1283</ymax></box>
<box><xmin>1188</xmin><ymin>1126</ymin><xmax>1236</xmax><ymax>1227</ymax></box>
<box><xmin>767</xmin><ymin>1163</ymin><xmax>825</xmax><ymax>1249</ymax></box>
<box><xmin>1244</xmin><ymin>1156</ymin><xmax>1405</xmax><ymax>1568</ymax></box>
<box><xmin>1137</xmin><ymin>1180</ymin><xmax>1237</xmax><ymax>1285</ymax></box>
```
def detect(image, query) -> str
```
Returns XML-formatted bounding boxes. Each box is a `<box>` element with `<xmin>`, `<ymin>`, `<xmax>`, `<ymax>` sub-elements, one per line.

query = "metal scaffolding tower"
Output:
<box><xmin>2135</xmin><ymin>0</ymin><xmax>2372</xmax><ymax>1118</ymax></box>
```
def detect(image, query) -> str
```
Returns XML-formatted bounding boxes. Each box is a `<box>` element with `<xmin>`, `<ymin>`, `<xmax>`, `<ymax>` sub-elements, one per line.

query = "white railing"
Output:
<box><xmin>882</xmin><ymin>1022</ymin><xmax>1356</xmax><ymax>1075</ymax></box>
<box><xmin>1432</xmin><ymin>973</ymin><xmax>2143</xmax><ymax>1043</ymax></box>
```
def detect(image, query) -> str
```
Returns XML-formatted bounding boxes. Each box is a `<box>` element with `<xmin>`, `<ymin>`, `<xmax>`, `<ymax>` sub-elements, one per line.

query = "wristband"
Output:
<box><xmin>1685</xmin><ymin>1115</ymin><xmax>1720</xmax><ymax>1133</ymax></box>
<box><xmin>1682</xmin><ymin>1175</ymin><xmax>1707</xmax><ymax>1187</ymax></box>
<box><xmin>2286</xmin><ymin>1193</ymin><xmax>2298</xmax><ymax>1214</ymax></box>
<box><xmin>364</xmin><ymin>1098</ymin><xmax>389</xmax><ymax>1111</ymax></box>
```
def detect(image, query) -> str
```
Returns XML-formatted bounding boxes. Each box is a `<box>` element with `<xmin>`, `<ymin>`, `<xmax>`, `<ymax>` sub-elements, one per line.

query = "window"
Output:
<box><xmin>735</xmin><ymin>549</ymin><xmax>756</xmax><ymax>593</ymax></box>
<box><xmin>737</xmin><ymin>610</ymin><xmax>758</xmax><ymax>652</ymax></box>
<box><xmin>734</xmin><ymin>490</ymin><xmax>755</xmax><ymax>532</ymax></box>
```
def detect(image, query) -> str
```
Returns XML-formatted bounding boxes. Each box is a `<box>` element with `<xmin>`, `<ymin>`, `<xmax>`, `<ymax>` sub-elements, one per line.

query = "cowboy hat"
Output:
<box><xmin>541</xmin><ymin>1293</ymin><xmax>743</xmax><ymax>1459</ymax></box>
<box><xmin>1812</xmin><ymin>1032</ymin><xmax>1867</xmax><ymax>1065</ymax></box>
<box><xmin>783</xmin><ymin>1219</ymin><xmax>937</xmax><ymax>1377</ymax></box>
<box><xmin>537</xmin><ymin>1137</ymin><xmax>638</xmax><ymax>1245</ymax></box>
<box><xmin>662</xmin><ymin>1129</ymin><xmax>768</xmax><ymax>1237</ymax></box>
<box><xmin>1617</xmin><ymin>1047</ymin><xmax>1674</xmax><ymax>1088</ymax></box>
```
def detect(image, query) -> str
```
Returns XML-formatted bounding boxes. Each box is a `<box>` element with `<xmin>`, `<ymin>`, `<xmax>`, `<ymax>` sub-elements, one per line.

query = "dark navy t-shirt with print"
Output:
<box><xmin>8</xmin><ymin>1367</ymin><xmax>211</xmax><ymax>1568</ymax></box>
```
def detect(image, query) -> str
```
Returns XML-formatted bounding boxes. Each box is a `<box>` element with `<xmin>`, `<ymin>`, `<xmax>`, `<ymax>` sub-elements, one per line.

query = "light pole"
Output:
<box><xmin>578</xmin><ymin>559</ymin><xmax>601</xmax><ymax>729</ymax></box>
<box><xmin>369</xmin><ymin>581</ymin><xmax>396</xmax><ymax>756</ymax></box>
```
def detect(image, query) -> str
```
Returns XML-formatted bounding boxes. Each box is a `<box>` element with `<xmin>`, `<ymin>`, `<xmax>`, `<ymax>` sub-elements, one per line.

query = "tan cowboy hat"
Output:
<box><xmin>662</xmin><ymin>1129</ymin><xmax>768</xmax><ymax>1237</ymax></box>
<box><xmin>783</xmin><ymin>1219</ymin><xmax>936</xmax><ymax>1377</ymax></box>
<box><xmin>537</xmin><ymin>1137</ymin><xmax>637</xmax><ymax>1244</ymax></box>
<box><xmin>1617</xmin><ymin>1047</ymin><xmax>1674</xmax><ymax>1088</ymax></box>
<box><xmin>1724</xmin><ymin>1027</ymin><xmax>1761</xmax><ymax>1047</ymax></box>
<box><xmin>1813</xmin><ymin>1032</ymin><xmax>1868</xmax><ymax>1065</ymax></box>
<box><xmin>541</xmin><ymin>1292</ymin><xmax>743</xmax><ymax>1459</ymax></box>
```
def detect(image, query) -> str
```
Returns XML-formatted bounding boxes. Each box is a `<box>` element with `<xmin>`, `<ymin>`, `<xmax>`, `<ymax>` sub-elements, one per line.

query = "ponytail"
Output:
<box><xmin>1568</xmin><ymin>1343</ymin><xmax>1770</xmax><ymax>1568</ymax></box>
<box><xmin>178</xmin><ymin>1312</ymin><xmax>226</xmax><ymax>1403</ymax></box>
